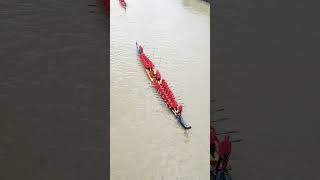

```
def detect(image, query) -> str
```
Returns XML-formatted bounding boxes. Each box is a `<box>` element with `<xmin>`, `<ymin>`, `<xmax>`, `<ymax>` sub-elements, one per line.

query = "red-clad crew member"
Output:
<box><xmin>146</xmin><ymin>60</ymin><xmax>153</xmax><ymax>71</ymax></box>
<box><xmin>158</xmin><ymin>86</ymin><xmax>164</xmax><ymax>95</ymax></box>
<box><xmin>161</xmin><ymin>79</ymin><xmax>167</xmax><ymax>88</ymax></box>
<box><xmin>142</xmin><ymin>54</ymin><xmax>151</xmax><ymax>67</ymax></box>
<box><xmin>155</xmin><ymin>70</ymin><xmax>161</xmax><ymax>81</ymax></box>
<box><xmin>178</xmin><ymin>105</ymin><xmax>183</xmax><ymax>114</ymax></box>
<box><xmin>166</xmin><ymin>88</ymin><xmax>172</xmax><ymax>98</ymax></box>
<box><xmin>171</xmin><ymin>101</ymin><xmax>178</xmax><ymax>114</ymax></box>
<box><xmin>145</xmin><ymin>61</ymin><xmax>151</xmax><ymax>71</ymax></box>
<box><xmin>138</xmin><ymin>45</ymin><xmax>143</xmax><ymax>54</ymax></box>
<box><xmin>162</xmin><ymin>94</ymin><xmax>167</xmax><ymax>102</ymax></box>
<box><xmin>167</xmin><ymin>100</ymin><xmax>172</xmax><ymax>108</ymax></box>
<box><xmin>169</xmin><ymin>93</ymin><xmax>175</xmax><ymax>102</ymax></box>
<box><xmin>210</xmin><ymin>127</ymin><xmax>219</xmax><ymax>164</ymax></box>
<box><xmin>139</xmin><ymin>54</ymin><xmax>147</xmax><ymax>68</ymax></box>
<box><xmin>170</xmin><ymin>102</ymin><xmax>176</xmax><ymax>110</ymax></box>
<box><xmin>166</xmin><ymin>88</ymin><xmax>171</xmax><ymax>96</ymax></box>
<box><xmin>149</xmin><ymin>69</ymin><xmax>155</xmax><ymax>79</ymax></box>
<box><xmin>153</xmin><ymin>79</ymin><xmax>159</xmax><ymax>89</ymax></box>
<box><xmin>165</xmin><ymin>94</ymin><xmax>171</xmax><ymax>104</ymax></box>
<box><xmin>215</xmin><ymin>135</ymin><xmax>232</xmax><ymax>171</ymax></box>
<box><xmin>144</xmin><ymin>60</ymin><xmax>150</xmax><ymax>69</ymax></box>
<box><xmin>164</xmin><ymin>82</ymin><xmax>170</xmax><ymax>93</ymax></box>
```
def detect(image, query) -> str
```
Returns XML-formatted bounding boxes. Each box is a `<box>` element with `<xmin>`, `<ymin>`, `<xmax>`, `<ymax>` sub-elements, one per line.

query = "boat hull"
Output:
<box><xmin>136</xmin><ymin>42</ymin><xmax>191</xmax><ymax>129</ymax></box>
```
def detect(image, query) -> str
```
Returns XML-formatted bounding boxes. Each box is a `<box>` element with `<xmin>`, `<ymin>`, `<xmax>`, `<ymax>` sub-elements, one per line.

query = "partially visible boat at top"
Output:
<box><xmin>119</xmin><ymin>0</ymin><xmax>127</xmax><ymax>8</ymax></box>
<box><xmin>135</xmin><ymin>42</ymin><xmax>191</xmax><ymax>129</ymax></box>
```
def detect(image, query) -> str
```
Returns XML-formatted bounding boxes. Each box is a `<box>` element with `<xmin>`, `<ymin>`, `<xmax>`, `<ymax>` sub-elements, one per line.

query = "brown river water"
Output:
<box><xmin>110</xmin><ymin>0</ymin><xmax>210</xmax><ymax>179</ymax></box>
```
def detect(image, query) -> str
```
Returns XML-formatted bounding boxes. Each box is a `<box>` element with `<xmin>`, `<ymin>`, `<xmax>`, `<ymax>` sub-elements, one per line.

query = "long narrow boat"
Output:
<box><xmin>135</xmin><ymin>42</ymin><xmax>191</xmax><ymax>129</ymax></box>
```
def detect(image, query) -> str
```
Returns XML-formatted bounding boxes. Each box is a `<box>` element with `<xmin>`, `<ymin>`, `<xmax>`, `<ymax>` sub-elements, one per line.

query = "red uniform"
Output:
<box><xmin>139</xmin><ymin>46</ymin><xmax>143</xmax><ymax>53</ymax></box>
<box><xmin>167</xmin><ymin>89</ymin><xmax>173</xmax><ymax>98</ymax></box>
<box><xmin>170</xmin><ymin>94</ymin><xmax>175</xmax><ymax>102</ymax></box>
<box><xmin>216</xmin><ymin>135</ymin><xmax>232</xmax><ymax>171</ymax></box>
<box><xmin>210</xmin><ymin>127</ymin><xmax>219</xmax><ymax>145</ymax></box>
<box><xmin>155</xmin><ymin>70</ymin><xmax>161</xmax><ymax>80</ymax></box>
<box><xmin>139</xmin><ymin>55</ymin><xmax>147</xmax><ymax>68</ymax></box>
<box><xmin>178</xmin><ymin>105</ymin><xmax>183</xmax><ymax>113</ymax></box>
<box><xmin>142</xmin><ymin>54</ymin><xmax>151</xmax><ymax>65</ymax></box>
<box><xmin>164</xmin><ymin>84</ymin><xmax>169</xmax><ymax>92</ymax></box>
<box><xmin>145</xmin><ymin>61</ymin><xmax>151</xmax><ymax>69</ymax></box>
<box><xmin>166</xmin><ymin>97</ymin><xmax>172</xmax><ymax>105</ymax></box>
<box><xmin>143</xmin><ymin>56</ymin><xmax>152</xmax><ymax>69</ymax></box>
<box><xmin>171</xmin><ymin>101</ymin><xmax>178</xmax><ymax>109</ymax></box>
<box><xmin>170</xmin><ymin>102</ymin><xmax>175</xmax><ymax>109</ymax></box>
<box><xmin>219</xmin><ymin>136</ymin><xmax>232</xmax><ymax>155</ymax></box>
<box><xmin>158</xmin><ymin>87</ymin><xmax>164</xmax><ymax>95</ymax></box>
<box><xmin>149</xmin><ymin>70</ymin><xmax>155</xmax><ymax>78</ymax></box>
<box><xmin>161</xmin><ymin>79</ymin><xmax>167</xmax><ymax>87</ymax></box>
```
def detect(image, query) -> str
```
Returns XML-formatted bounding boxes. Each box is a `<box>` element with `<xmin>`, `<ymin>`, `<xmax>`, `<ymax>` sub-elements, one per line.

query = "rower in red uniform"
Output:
<box><xmin>158</xmin><ymin>86</ymin><xmax>164</xmax><ymax>95</ymax></box>
<box><xmin>155</xmin><ymin>70</ymin><xmax>161</xmax><ymax>81</ymax></box>
<box><xmin>171</xmin><ymin>101</ymin><xmax>178</xmax><ymax>114</ymax></box>
<box><xmin>144</xmin><ymin>60</ymin><xmax>150</xmax><ymax>69</ymax></box>
<box><xmin>144</xmin><ymin>57</ymin><xmax>153</xmax><ymax>70</ymax></box>
<box><xmin>161</xmin><ymin>79</ymin><xmax>166</xmax><ymax>87</ymax></box>
<box><xmin>138</xmin><ymin>45</ymin><xmax>143</xmax><ymax>54</ymax></box>
<box><xmin>166</xmin><ymin>96</ymin><xmax>172</xmax><ymax>106</ymax></box>
<box><xmin>174</xmin><ymin>102</ymin><xmax>179</xmax><ymax>111</ymax></box>
<box><xmin>210</xmin><ymin>127</ymin><xmax>219</xmax><ymax>162</ymax></box>
<box><xmin>178</xmin><ymin>105</ymin><xmax>183</xmax><ymax>114</ymax></box>
<box><xmin>165</xmin><ymin>94</ymin><xmax>170</xmax><ymax>103</ymax></box>
<box><xmin>167</xmin><ymin>89</ymin><xmax>173</xmax><ymax>98</ymax></box>
<box><xmin>170</xmin><ymin>93</ymin><xmax>175</xmax><ymax>102</ymax></box>
<box><xmin>148</xmin><ymin>61</ymin><xmax>154</xmax><ymax>70</ymax></box>
<box><xmin>215</xmin><ymin>135</ymin><xmax>232</xmax><ymax>171</ymax></box>
<box><xmin>170</xmin><ymin>102</ymin><xmax>176</xmax><ymax>110</ymax></box>
<box><xmin>145</xmin><ymin>61</ymin><xmax>151</xmax><ymax>71</ymax></box>
<box><xmin>163</xmin><ymin>80</ymin><xmax>169</xmax><ymax>92</ymax></box>
<box><xmin>149</xmin><ymin>69</ymin><xmax>155</xmax><ymax>79</ymax></box>
<box><xmin>157</xmin><ymin>82</ymin><xmax>161</xmax><ymax>90</ymax></box>
<box><xmin>142</xmin><ymin>54</ymin><xmax>151</xmax><ymax>66</ymax></box>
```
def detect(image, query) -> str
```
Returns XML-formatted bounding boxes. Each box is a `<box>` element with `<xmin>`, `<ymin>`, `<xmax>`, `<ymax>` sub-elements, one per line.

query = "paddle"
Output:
<box><xmin>216</xmin><ymin>131</ymin><xmax>237</xmax><ymax>135</ymax></box>
<box><xmin>212</xmin><ymin>117</ymin><xmax>229</xmax><ymax>122</ymax></box>
<box><xmin>216</xmin><ymin>108</ymin><xmax>224</xmax><ymax>112</ymax></box>
<box><xmin>231</xmin><ymin>139</ymin><xmax>243</xmax><ymax>143</ymax></box>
